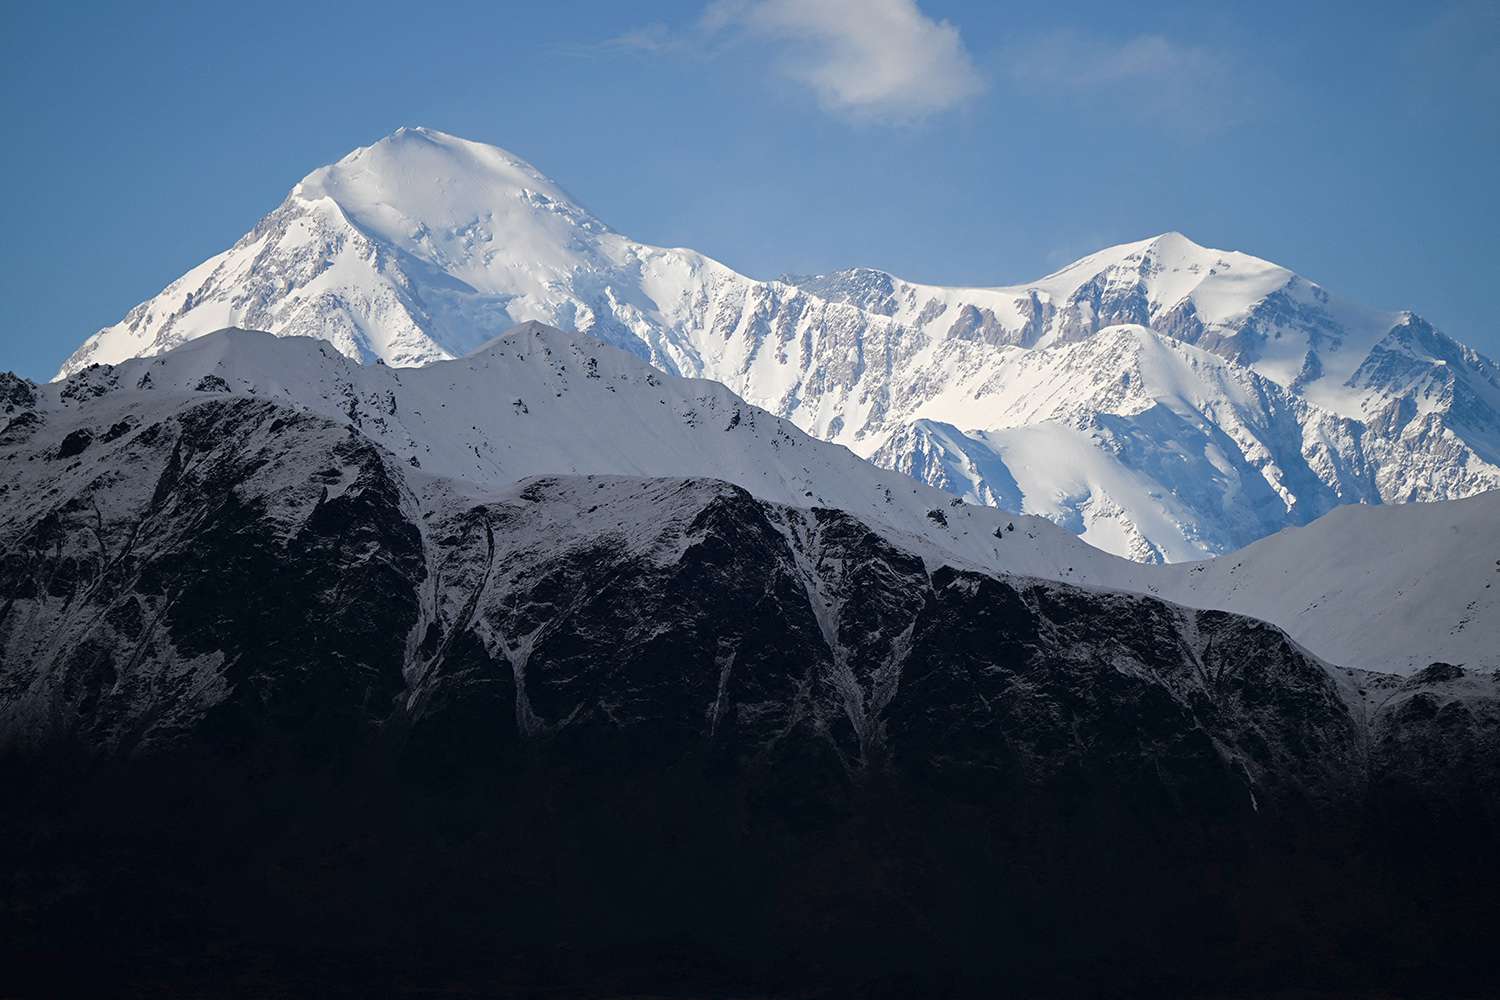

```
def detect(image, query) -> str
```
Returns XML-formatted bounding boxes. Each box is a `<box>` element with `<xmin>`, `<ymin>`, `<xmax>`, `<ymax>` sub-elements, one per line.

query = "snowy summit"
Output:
<box><xmin>60</xmin><ymin>127</ymin><xmax>1500</xmax><ymax>563</ymax></box>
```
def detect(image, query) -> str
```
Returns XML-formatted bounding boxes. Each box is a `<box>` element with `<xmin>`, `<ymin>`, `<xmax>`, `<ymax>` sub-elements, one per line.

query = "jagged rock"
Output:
<box><xmin>0</xmin><ymin>372</ymin><xmax>37</xmax><ymax>414</ymax></box>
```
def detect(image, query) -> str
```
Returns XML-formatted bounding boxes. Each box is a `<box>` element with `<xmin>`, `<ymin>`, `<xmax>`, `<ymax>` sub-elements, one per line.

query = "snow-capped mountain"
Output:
<box><xmin>60</xmin><ymin>127</ymin><xmax>1500</xmax><ymax>561</ymax></box>
<box><xmin>8</xmin><ymin>320</ymin><xmax>1500</xmax><ymax>995</ymax></box>
<box><xmin>39</xmin><ymin>323</ymin><xmax>1099</xmax><ymax>584</ymax></box>
<box><xmin>17</xmin><ymin>321</ymin><xmax>1499</xmax><ymax>675</ymax></box>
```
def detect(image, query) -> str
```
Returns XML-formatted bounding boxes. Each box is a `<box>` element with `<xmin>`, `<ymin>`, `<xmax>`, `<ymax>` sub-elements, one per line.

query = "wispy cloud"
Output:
<box><xmin>599</xmin><ymin>23</ymin><xmax>681</xmax><ymax>55</ymax></box>
<box><xmin>1002</xmin><ymin>30</ymin><xmax>1253</xmax><ymax>137</ymax></box>
<box><xmin>605</xmin><ymin>0</ymin><xmax>985</xmax><ymax>123</ymax></box>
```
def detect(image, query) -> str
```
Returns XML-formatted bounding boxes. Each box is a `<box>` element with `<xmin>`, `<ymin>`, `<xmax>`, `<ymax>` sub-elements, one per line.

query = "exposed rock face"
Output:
<box><xmin>0</xmin><ymin>395</ymin><xmax>1357</xmax><ymax>805</ymax></box>
<box><xmin>1362</xmin><ymin>662</ymin><xmax>1500</xmax><ymax>821</ymax></box>
<box><xmin>2</xmin><ymin>381</ymin><xmax>1497</xmax><ymax>996</ymax></box>
<box><xmin>0</xmin><ymin>373</ymin><xmax>36</xmax><ymax>415</ymax></box>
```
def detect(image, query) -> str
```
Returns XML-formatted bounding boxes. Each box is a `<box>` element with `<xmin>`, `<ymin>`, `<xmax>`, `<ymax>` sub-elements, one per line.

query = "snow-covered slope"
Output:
<box><xmin>1154</xmin><ymin>491</ymin><xmax>1500</xmax><ymax>676</ymax></box>
<box><xmin>866</xmin><ymin>325</ymin><xmax>1388</xmax><ymax>562</ymax></box>
<box><xmin>32</xmin><ymin>323</ymin><xmax>1107</xmax><ymax>586</ymax></box>
<box><xmin>59</xmin><ymin>127</ymin><xmax>1500</xmax><ymax>561</ymax></box>
<box><xmin>22</xmin><ymin>322</ymin><xmax>1500</xmax><ymax>675</ymax></box>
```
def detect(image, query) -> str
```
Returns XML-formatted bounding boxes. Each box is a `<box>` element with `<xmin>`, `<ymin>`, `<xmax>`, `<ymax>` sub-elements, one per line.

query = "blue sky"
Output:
<box><xmin>1</xmin><ymin>0</ymin><xmax>1496</xmax><ymax>379</ymax></box>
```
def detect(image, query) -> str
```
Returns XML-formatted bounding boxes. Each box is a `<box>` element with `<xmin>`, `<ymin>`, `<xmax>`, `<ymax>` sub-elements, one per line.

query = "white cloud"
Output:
<box><xmin>1003</xmin><ymin>30</ymin><xmax>1252</xmax><ymax>137</ymax></box>
<box><xmin>610</xmin><ymin>0</ymin><xmax>984</xmax><ymax>122</ymax></box>
<box><xmin>600</xmin><ymin>23</ymin><xmax>679</xmax><ymax>55</ymax></box>
<box><xmin>710</xmin><ymin>0</ymin><xmax>983</xmax><ymax>119</ymax></box>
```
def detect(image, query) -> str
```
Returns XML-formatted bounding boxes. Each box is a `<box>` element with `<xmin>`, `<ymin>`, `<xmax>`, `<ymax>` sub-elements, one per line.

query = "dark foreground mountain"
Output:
<box><xmin>2</xmin><ymin>334</ymin><xmax>1498</xmax><ymax>997</ymax></box>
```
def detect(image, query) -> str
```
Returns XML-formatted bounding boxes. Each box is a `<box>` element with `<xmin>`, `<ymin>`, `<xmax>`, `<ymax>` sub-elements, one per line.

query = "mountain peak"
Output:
<box><xmin>1143</xmin><ymin>229</ymin><xmax>1201</xmax><ymax>252</ymax></box>
<box><xmin>363</xmin><ymin>125</ymin><xmax>537</xmax><ymax>168</ymax></box>
<box><xmin>55</xmin><ymin>129</ymin><xmax>1500</xmax><ymax>567</ymax></box>
<box><xmin>469</xmin><ymin>320</ymin><xmax>582</xmax><ymax>358</ymax></box>
<box><xmin>388</xmin><ymin>124</ymin><xmax>449</xmax><ymax>141</ymax></box>
<box><xmin>1021</xmin><ymin>230</ymin><xmax>1292</xmax><ymax>313</ymax></box>
<box><xmin>296</xmin><ymin>127</ymin><xmax>593</xmax><ymax>222</ymax></box>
